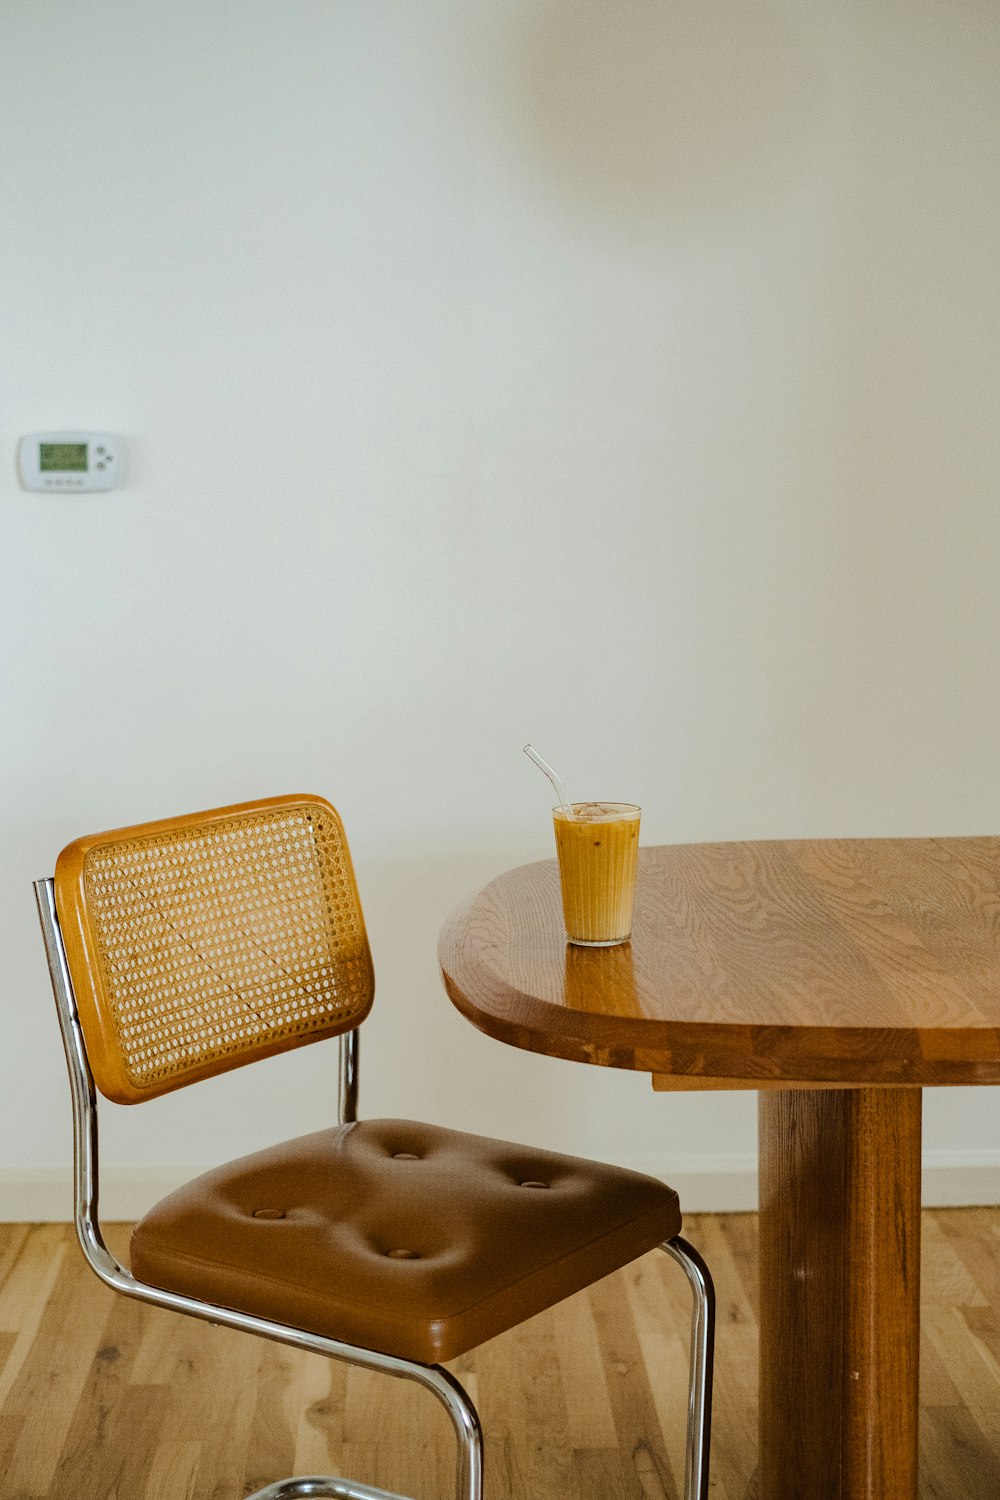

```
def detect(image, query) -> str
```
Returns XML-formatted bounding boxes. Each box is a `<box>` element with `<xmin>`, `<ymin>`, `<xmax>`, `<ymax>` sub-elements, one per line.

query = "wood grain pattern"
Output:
<box><xmin>438</xmin><ymin>839</ymin><xmax>1000</xmax><ymax>1086</ymax></box>
<box><xmin>3</xmin><ymin>1212</ymin><xmax>1000</xmax><ymax>1499</ymax></box>
<box><xmin>758</xmin><ymin>1089</ymin><xmax>922</xmax><ymax>1500</ymax></box>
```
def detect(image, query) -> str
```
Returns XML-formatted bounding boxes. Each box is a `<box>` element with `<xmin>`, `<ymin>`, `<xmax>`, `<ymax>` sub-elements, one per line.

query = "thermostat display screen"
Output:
<box><xmin>40</xmin><ymin>442</ymin><xmax>88</xmax><ymax>472</ymax></box>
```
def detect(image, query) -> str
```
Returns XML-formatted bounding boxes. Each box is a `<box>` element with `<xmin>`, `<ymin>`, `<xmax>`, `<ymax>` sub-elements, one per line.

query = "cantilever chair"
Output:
<box><xmin>34</xmin><ymin>793</ymin><xmax>714</xmax><ymax>1500</ymax></box>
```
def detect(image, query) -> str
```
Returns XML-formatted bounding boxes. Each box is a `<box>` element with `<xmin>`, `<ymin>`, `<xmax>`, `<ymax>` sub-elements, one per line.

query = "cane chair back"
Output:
<box><xmin>52</xmin><ymin>794</ymin><xmax>374</xmax><ymax>1105</ymax></box>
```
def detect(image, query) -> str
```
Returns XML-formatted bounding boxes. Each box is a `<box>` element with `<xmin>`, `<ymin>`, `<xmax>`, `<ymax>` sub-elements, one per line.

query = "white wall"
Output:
<box><xmin>3</xmin><ymin>0</ymin><xmax>1000</xmax><ymax>1219</ymax></box>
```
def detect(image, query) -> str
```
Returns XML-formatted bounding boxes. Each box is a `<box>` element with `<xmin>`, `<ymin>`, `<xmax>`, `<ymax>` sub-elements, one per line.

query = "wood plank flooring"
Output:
<box><xmin>0</xmin><ymin>1209</ymin><xmax>999</xmax><ymax>1499</ymax></box>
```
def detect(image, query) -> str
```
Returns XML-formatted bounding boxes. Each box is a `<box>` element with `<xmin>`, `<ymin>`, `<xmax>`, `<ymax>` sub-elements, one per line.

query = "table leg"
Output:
<box><xmin>757</xmin><ymin>1088</ymin><xmax>922</xmax><ymax>1500</ymax></box>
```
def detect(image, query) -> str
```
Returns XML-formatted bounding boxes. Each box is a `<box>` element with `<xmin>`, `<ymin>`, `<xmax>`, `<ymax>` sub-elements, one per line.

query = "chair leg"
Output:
<box><xmin>244</xmin><ymin>1358</ymin><xmax>483</xmax><ymax>1500</ymax></box>
<box><xmin>661</xmin><ymin>1235</ymin><xmax>715</xmax><ymax>1500</ymax></box>
<box><xmin>246</xmin><ymin>1481</ymin><xmax>408</xmax><ymax>1499</ymax></box>
<box><xmin>436</xmin><ymin>1359</ymin><xmax>485</xmax><ymax>1500</ymax></box>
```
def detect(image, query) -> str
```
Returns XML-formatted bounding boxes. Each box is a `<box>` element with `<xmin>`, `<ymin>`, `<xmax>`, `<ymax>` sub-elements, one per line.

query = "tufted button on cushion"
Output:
<box><xmin>130</xmin><ymin>1118</ymin><xmax>681</xmax><ymax>1364</ymax></box>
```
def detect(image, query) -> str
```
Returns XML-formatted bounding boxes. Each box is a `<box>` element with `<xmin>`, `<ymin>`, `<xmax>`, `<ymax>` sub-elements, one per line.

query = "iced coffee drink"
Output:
<box><xmin>553</xmin><ymin>803</ymin><xmax>641</xmax><ymax>946</ymax></box>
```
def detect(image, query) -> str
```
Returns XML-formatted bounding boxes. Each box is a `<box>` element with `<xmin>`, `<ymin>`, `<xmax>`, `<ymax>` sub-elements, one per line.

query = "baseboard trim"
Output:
<box><xmin>0</xmin><ymin>1169</ymin><xmax>194</xmax><ymax>1224</ymax></box>
<box><xmin>640</xmin><ymin>1151</ymin><xmax>1000</xmax><ymax>1214</ymax></box>
<box><xmin>3</xmin><ymin>1154</ymin><xmax>1000</xmax><ymax>1223</ymax></box>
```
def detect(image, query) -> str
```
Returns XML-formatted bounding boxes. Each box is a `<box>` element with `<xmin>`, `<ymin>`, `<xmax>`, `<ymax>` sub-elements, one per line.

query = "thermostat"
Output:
<box><xmin>17</xmin><ymin>432</ymin><xmax>126</xmax><ymax>492</ymax></box>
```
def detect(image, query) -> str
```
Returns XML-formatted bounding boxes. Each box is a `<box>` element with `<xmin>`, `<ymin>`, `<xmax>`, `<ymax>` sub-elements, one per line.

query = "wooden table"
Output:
<box><xmin>437</xmin><ymin>838</ymin><xmax>1000</xmax><ymax>1500</ymax></box>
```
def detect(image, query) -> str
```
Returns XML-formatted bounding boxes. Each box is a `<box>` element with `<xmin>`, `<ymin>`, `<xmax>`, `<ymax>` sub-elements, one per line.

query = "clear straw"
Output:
<box><xmin>523</xmin><ymin>744</ymin><xmax>575</xmax><ymax>818</ymax></box>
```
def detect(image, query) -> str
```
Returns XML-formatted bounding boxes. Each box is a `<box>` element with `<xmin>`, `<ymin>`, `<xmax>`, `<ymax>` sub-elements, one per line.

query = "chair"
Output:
<box><xmin>34</xmin><ymin>793</ymin><xmax>714</xmax><ymax>1500</ymax></box>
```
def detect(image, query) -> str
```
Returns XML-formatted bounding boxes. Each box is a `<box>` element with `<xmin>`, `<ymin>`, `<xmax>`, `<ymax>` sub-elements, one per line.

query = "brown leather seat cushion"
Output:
<box><xmin>130</xmin><ymin>1118</ymin><xmax>681</xmax><ymax>1363</ymax></box>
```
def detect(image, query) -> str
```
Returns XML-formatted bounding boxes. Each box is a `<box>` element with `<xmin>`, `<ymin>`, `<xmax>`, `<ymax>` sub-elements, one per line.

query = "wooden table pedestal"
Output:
<box><xmin>758</xmin><ymin>1088</ymin><xmax>922</xmax><ymax>1500</ymax></box>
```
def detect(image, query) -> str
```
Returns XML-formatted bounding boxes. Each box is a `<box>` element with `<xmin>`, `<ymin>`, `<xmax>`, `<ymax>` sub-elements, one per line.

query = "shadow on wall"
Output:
<box><xmin>505</xmin><ymin>0</ymin><xmax>828</xmax><ymax>244</ymax></box>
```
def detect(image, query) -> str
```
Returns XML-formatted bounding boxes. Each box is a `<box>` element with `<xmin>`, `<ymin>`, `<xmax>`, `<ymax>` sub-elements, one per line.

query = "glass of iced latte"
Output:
<box><xmin>553</xmin><ymin>802</ymin><xmax>641</xmax><ymax>946</ymax></box>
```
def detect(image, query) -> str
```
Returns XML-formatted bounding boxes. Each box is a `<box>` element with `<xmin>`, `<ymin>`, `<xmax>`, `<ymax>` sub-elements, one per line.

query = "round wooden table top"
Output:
<box><xmin>438</xmin><ymin>837</ymin><xmax>1000</xmax><ymax>1088</ymax></box>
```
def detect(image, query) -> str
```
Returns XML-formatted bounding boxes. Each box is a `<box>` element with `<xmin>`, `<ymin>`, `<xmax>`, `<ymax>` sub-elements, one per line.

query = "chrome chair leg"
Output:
<box><xmin>247</xmin><ymin>1481</ymin><xmax>408</xmax><ymax>1500</ymax></box>
<box><xmin>661</xmin><ymin>1236</ymin><xmax>715</xmax><ymax>1500</ymax></box>
<box><xmin>233</xmin><ymin>1359</ymin><xmax>482</xmax><ymax>1500</ymax></box>
<box><xmin>238</xmin><ymin>1357</ymin><xmax>482</xmax><ymax>1500</ymax></box>
<box><xmin>430</xmin><ymin>1359</ymin><xmax>484</xmax><ymax>1500</ymax></box>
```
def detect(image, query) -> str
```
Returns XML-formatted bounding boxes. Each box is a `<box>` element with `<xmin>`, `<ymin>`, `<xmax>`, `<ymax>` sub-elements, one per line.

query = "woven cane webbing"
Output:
<box><xmin>61</xmin><ymin>799</ymin><xmax>373</xmax><ymax>1102</ymax></box>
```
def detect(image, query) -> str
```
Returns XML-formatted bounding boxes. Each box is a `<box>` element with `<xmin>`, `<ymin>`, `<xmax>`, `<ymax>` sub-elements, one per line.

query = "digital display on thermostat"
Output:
<box><xmin>40</xmin><ymin>442</ymin><xmax>88</xmax><ymax>472</ymax></box>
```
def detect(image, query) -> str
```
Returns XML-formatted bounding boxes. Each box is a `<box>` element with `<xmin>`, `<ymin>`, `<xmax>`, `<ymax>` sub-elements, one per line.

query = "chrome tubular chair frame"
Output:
<box><xmin>662</xmin><ymin>1236</ymin><xmax>714</xmax><ymax>1499</ymax></box>
<box><xmin>34</xmin><ymin>876</ymin><xmax>714</xmax><ymax>1500</ymax></box>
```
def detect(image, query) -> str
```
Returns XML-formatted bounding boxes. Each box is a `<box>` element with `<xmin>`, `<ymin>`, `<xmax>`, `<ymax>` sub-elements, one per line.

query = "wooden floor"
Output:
<box><xmin>1</xmin><ymin>1209</ymin><xmax>999</xmax><ymax>1499</ymax></box>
